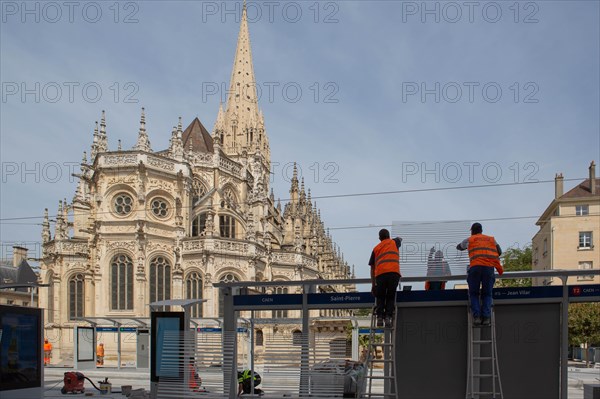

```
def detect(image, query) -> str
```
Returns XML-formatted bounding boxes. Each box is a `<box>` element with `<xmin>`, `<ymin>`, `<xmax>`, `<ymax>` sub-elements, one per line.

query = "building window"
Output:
<box><xmin>111</xmin><ymin>254</ymin><xmax>134</xmax><ymax>310</ymax></box>
<box><xmin>192</xmin><ymin>214</ymin><xmax>208</xmax><ymax>237</ymax></box>
<box><xmin>292</xmin><ymin>330</ymin><xmax>303</xmax><ymax>346</ymax></box>
<box><xmin>113</xmin><ymin>193</ymin><xmax>133</xmax><ymax>216</ymax></box>
<box><xmin>6</xmin><ymin>299</ymin><xmax>14</xmax><ymax>305</ymax></box>
<box><xmin>150</xmin><ymin>256</ymin><xmax>171</xmax><ymax>304</ymax></box>
<box><xmin>578</xmin><ymin>261</ymin><xmax>594</xmax><ymax>281</ymax></box>
<box><xmin>579</xmin><ymin>232</ymin><xmax>593</xmax><ymax>249</ymax></box>
<box><xmin>47</xmin><ymin>276</ymin><xmax>54</xmax><ymax>323</ymax></box>
<box><xmin>273</xmin><ymin>287</ymin><xmax>288</xmax><ymax>319</ymax></box>
<box><xmin>219</xmin><ymin>215</ymin><xmax>236</xmax><ymax>238</ymax></box>
<box><xmin>69</xmin><ymin>273</ymin><xmax>84</xmax><ymax>320</ymax></box>
<box><xmin>150</xmin><ymin>198</ymin><xmax>169</xmax><ymax>218</ymax></box>
<box><xmin>256</xmin><ymin>330</ymin><xmax>264</xmax><ymax>346</ymax></box>
<box><xmin>186</xmin><ymin>272</ymin><xmax>203</xmax><ymax>318</ymax></box>
<box><xmin>22</xmin><ymin>301</ymin><xmax>29</xmax><ymax>307</ymax></box>
<box><xmin>576</xmin><ymin>205</ymin><xmax>589</xmax><ymax>216</ymax></box>
<box><xmin>543</xmin><ymin>239</ymin><xmax>548</xmax><ymax>257</ymax></box>
<box><xmin>192</xmin><ymin>180</ymin><xmax>207</xmax><ymax>206</ymax></box>
<box><xmin>218</xmin><ymin>273</ymin><xmax>239</xmax><ymax>317</ymax></box>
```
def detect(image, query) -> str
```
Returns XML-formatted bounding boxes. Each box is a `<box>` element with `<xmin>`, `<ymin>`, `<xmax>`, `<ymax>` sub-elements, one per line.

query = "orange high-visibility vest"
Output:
<box><xmin>468</xmin><ymin>234</ymin><xmax>503</xmax><ymax>273</ymax></box>
<box><xmin>44</xmin><ymin>342</ymin><xmax>52</xmax><ymax>352</ymax></box>
<box><xmin>97</xmin><ymin>345</ymin><xmax>104</xmax><ymax>357</ymax></box>
<box><xmin>372</xmin><ymin>239</ymin><xmax>400</xmax><ymax>277</ymax></box>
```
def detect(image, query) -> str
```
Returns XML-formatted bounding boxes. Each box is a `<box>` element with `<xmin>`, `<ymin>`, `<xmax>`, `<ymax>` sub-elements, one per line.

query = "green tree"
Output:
<box><xmin>495</xmin><ymin>245</ymin><xmax>532</xmax><ymax>287</ymax></box>
<box><xmin>569</xmin><ymin>303</ymin><xmax>600</xmax><ymax>367</ymax></box>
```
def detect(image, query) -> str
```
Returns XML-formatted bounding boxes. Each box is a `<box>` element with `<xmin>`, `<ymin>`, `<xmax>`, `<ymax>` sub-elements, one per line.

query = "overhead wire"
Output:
<box><xmin>0</xmin><ymin>177</ymin><xmax>587</xmax><ymax>223</ymax></box>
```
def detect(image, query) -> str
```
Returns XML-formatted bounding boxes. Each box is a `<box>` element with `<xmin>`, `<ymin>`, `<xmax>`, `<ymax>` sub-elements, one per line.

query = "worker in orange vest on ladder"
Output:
<box><xmin>43</xmin><ymin>338</ymin><xmax>52</xmax><ymax>366</ymax></box>
<box><xmin>369</xmin><ymin>228</ymin><xmax>402</xmax><ymax>328</ymax></box>
<box><xmin>457</xmin><ymin>222</ymin><xmax>504</xmax><ymax>326</ymax></box>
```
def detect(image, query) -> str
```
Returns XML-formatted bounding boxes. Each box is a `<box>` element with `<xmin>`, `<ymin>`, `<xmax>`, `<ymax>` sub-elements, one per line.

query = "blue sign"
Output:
<box><xmin>119</xmin><ymin>327</ymin><xmax>137</xmax><ymax>333</ymax></box>
<box><xmin>569</xmin><ymin>284</ymin><xmax>600</xmax><ymax>298</ymax></box>
<box><xmin>308</xmin><ymin>292</ymin><xmax>373</xmax><ymax>305</ymax></box>
<box><xmin>197</xmin><ymin>327</ymin><xmax>249</xmax><ymax>333</ymax></box>
<box><xmin>493</xmin><ymin>286</ymin><xmax>562</xmax><ymax>300</ymax></box>
<box><xmin>358</xmin><ymin>328</ymin><xmax>384</xmax><ymax>334</ymax></box>
<box><xmin>96</xmin><ymin>327</ymin><xmax>118</xmax><ymax>332</ymax></box>
<box><xmin>234</xmin><ymin>294</ymin><xmax>302</xmax><ymax>307</ymax></box>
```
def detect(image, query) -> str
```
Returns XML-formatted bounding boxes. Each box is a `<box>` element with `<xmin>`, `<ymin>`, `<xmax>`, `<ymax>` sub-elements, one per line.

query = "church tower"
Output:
<box><xmin>216</xmin><ymin>1</ymin><xmax>270</xmax><ymax>171</ymax></box>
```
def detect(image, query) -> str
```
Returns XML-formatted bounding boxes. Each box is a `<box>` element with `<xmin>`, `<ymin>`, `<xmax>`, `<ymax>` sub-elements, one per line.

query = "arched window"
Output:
<box><xmin>69</xmin><ymin>273</ymin><xmax>84</xmax><ymax>320</ymax></box>
<box><xmin>272</xmin><ymin>286</ymin><xmax>288</xmax><ymax>319</ymax></box>
<box><xmin>218</xmin><ymin>273</ymin><xmax>239</xmax><ymax>317</ymax></box>
<box><xmin>292</xmin><ymin>330</ymin><xmax>303</xmax><ymax>346</ymax></box>
<box><xmin>186</xmin><ymin>272</ymin><xmax>203</xmax><ymax>318</ymax></box>
<box><xmin>192</xmin><ymin>180</ymin><xmax>207</xmax><ymax>206</ymax></box>
<box><xmin>255</xmin><ymin>329</ymin><xmax>264</xmax><ymax>346</ymax></box>
<box><xmin>150</xmin><ymin>256</ymin><xmax>171</xmax><ymax>304</ymax></box>
<box><xmin>111</xmin><ymin>254</ymin><xmax>134</xmax><ymax>310</ymax></box>
<box><xmin>192</xmin><ymin>214</ymin><xmax>208</xmax><ymax>237</ymax></box>
<box><xmin>219</xmin><ymin>215</ymin><xmax>236</xmax><ymax>238</ymax></box>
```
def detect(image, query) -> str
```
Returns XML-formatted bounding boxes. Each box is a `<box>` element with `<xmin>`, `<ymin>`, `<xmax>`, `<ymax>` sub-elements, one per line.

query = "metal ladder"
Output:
<box><xmin>466</xmin><ymin>309</ymin><xmax>503</xmax><ymax>399</ymax></box>
<box><xmin>361</xmin><ymin>309</ymin><xmax>396</xmax><ymax>398</ymax></box>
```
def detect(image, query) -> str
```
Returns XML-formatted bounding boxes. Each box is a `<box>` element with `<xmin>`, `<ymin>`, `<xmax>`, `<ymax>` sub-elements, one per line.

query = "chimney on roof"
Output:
<box><xmin>12</xmin><ymin>246</ymin><xmax>28</xmax><ymax>268</ymax></box>
<box><xmin>590</xmin><ymin>161</ymin><xmax>596</xmax><ymax>194</ymax></box>
<box><xmin>555</xmin><ymin>173</ymin><xmax>564</xmax><ymax>199</ymax></box>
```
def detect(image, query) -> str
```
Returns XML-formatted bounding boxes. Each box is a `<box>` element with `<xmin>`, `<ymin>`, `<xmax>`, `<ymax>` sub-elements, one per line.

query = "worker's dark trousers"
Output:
<box><xmin>375</xmin><ymin>272</ymin><xmax>400</xmax><ymax>319</ymax></box>
<box><xmin>467</xmin><ymin>266</ymin><xmax>495</xmax><ymax>318</ymax></box>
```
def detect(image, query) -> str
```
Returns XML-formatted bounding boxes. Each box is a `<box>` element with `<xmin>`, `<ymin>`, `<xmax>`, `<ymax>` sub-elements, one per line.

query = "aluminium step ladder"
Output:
<box><xmin>360</xmin><ymin>309</ymin><xmax>397</xmax><ymax>398</ymax></box>
<box><xmin>466</xmin><ymin>309</ymin><xmax>504</xmax><ymax>399</ymax></box>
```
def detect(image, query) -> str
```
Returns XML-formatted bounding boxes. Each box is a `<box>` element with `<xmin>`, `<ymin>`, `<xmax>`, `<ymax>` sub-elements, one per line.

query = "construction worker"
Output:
<box><xmin>96</xmin><ymin>343</ymin><xmax>104</xmax><ymax>366</ymax></box>
<box><xmin>457</xmin><ymin>222</ymin><xmax>503</xmax><ymax>326</ymax></box>
<box><xmin>425</xmin><ymin>247</ymin><xmax>451</xmax><ymax>290</ymax></box>
<box><xmin>43</xmin><ymin>338</ymin><xmax>52</xmax><ymax>366</ymax></box>
<box><xmin>369</xmin><ymin>229</ymin><xmax>402</xmax><ymax>328</ymax></box>
<box><xmin>188</xmin><ymin>358</ymin><xmax>203</xmax><ymax>391</ymax></box>
<box><xmin>237</xmin><ymin>369</ymin><xmax>263</xmax><ymax>396</ymax></box>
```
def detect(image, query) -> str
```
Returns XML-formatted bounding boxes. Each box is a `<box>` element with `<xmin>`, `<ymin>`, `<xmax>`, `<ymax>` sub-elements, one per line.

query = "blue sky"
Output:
<box><xmin>1</xmin><ymin>1</ymin><xmax>599</xmax><ymax>284</ymax></box>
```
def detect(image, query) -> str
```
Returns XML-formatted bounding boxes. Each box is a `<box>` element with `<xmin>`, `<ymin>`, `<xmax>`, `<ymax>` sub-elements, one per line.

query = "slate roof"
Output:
<box><xmin>560</xmin><ymin>178</ymin><xmax>600</xmax><ymax>199</ymax></box>
<box><xmin>182</xmin><ymin>118</ymin><xmax>214</xmax><ymax>153</ymax></box>
<box><xmin>0</xmin><ymin>259</ymin><xmax>38</xmax><ymax>291</ymax></box>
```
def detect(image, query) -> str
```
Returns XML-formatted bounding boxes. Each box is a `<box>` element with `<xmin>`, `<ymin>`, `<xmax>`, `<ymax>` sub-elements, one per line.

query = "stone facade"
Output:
<box><xmin>38</xmin><ymin>4</ymin><xmax>355</xmax><ymax>363</ymax></box>
<box><xmin>532</xmin><ymin>162</ymin><xmax>600</xmax><ymax>286</ymax></box>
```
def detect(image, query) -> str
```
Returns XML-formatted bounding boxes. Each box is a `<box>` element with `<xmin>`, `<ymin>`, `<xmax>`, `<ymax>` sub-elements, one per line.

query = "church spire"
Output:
<box><xmin>98</xmin><ymin>110</ymin><xmax>108</xmax><ymax>152</ymax></box>
<box><xmin>134</xmin><ymin>107</ymin><xmax>152</xmax><ymax>152</ymax></box>
<box><xmin>223</xmin><ymin>0</ymin><xmax>261</xmax><ymax>153</ymax></box>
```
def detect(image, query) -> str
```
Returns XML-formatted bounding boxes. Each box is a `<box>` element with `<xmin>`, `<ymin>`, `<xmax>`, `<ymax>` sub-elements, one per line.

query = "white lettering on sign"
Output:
<box><xmin>330</xmin><ymin>295</ymin><xmax>361</xmax><ymax>302</ymax></box>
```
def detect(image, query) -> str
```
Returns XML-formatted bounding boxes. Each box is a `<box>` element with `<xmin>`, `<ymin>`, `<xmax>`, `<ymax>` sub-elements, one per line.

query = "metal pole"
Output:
<box><xmin>250</xmin><ymin>312</ymin><xmax>255</xmax><ymax>395</ymax></box>
<box><xmin>560</xmin><ymin>276</ymin><xmax>568</xmax><ymax>399</ymax></box>
<box><xmin>117</xmin><ymin>323</ymin><xmax>122</xmax><ymax>371</ymax></box>
<box><xmin>299</xmin><ymin>284</ymin><xmax>310</xmax><ymax>396</ymax></box>
<box><xmin>222</xmin><ymin>287</ymin><xmax>237</xmax><ymax>399</ymax></box>
<box><xmin>351</xmin><ymin>319</ymin><xmax>359</xmax><ymax>361</ymax></box>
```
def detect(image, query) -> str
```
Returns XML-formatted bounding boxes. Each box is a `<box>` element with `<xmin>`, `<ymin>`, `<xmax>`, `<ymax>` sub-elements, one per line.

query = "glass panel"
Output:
<box><xmin>77</xmin><ymin>279</ymin><xmax>84</xmax><ymax>318</ymax></box>
<box><xmin>111</xmin><ymin>264</ymin><xmax>118</xmax><ymax>309</ymax></box>
<box><xmin>165</xmin><ymin>266</ymin><xmax>171</xmax><ymax>300</ymax></box>
<box><xmin>119</xmin><ymin>264</ymin><xmax>125</xmax><ymax>310</ymax></box>
<box><xmin>127</xmin><ymin>263</ymin><xmax>133</xmax><ymax>310</ymax></box>
<box><xmin>158</xmin><ymin>264</ymin><xmax>164</xmax><ymax>302</ymax></box>
<box><xmin>150</xmin><ymin>265</ymin><xmax>156</xmax><ymax>304</ymax></box>
<box><xmin>69</xmin><ymin>280</ymin><xmax>75</xmax><ymax>319</ymax></box>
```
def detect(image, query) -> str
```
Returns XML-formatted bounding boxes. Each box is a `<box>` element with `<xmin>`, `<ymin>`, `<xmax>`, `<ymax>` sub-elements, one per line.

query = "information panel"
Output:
<box><xmin>150</xmin><ymin>312</ymin><xmax>184</xmax><ymax>383</ymax></box>
<box><xmin>0</xmin><ymin>305</ymin><xmax>42</xmax><ymax>392</ymax></box>
<box><xmin>395</xmin><ymin>303</ymin><xmax>560</xmax><ymax>399</ymax></box>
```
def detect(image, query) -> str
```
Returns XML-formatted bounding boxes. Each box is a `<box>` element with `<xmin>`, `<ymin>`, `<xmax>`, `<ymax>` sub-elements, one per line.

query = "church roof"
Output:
<box><xmin>182</xmin><ymin>117</ymin><xmax>214</xmax><ymax>153</ymax></box>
